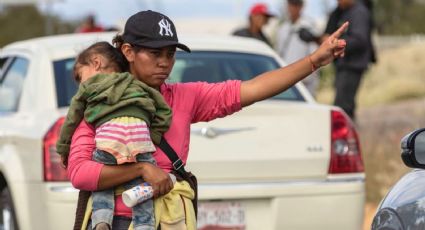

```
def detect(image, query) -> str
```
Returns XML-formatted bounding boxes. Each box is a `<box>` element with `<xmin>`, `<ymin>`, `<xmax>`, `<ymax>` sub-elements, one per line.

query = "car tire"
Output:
<box><xmin>0</xmin><ymin>187</ymin><xmax>19</xmax><ymax>230</ymax></box>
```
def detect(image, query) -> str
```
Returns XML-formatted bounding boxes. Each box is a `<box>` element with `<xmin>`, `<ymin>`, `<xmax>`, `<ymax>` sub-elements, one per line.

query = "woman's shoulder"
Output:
<box><xmin>76</xmin><ymin>120</ymin><xmax>95</xmax><ymax>133</ymax></box>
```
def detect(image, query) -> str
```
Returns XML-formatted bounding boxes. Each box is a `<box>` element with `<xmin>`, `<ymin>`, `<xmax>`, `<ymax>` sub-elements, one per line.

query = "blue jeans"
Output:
<box><xmin>91</xmin><ymin>149</ymin><xmax>156</xmax><ymax>230</ymax></box>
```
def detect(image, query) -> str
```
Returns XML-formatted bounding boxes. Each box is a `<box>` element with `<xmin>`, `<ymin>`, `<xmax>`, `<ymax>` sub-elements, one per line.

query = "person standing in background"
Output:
<box><xmin>323</xmin><ymin>0</ymin><xmax>376</xmax><ymax>120</ymax></box>
<box><xmin>232</xmin><ymin>2</ymin><xmax>274</xmax><ymax>46</ymax></box>
<box><xmin>75</xmin><ymin>14</ymin><xmax>105</xmax><ymax>33</ymax></box>
<box><xmin>276</xmin><ymin>0</ymin><xmax>320</xmax><ymax>97</ymax></box>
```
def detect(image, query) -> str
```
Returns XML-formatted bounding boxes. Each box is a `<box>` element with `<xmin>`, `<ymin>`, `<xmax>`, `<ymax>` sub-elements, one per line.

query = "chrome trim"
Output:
<box><xmin>49</xmin><ymin>186</ymin><xmax>78</xmax><ymax>193</ymax></box>
<box><xmin>198</xmin><ymin>176</ymin><xmax>365</xmax><ymax>189</ymax></box>
<box><xmin>47</xmin><ymin>176</ymin><xmax>365</xmax><ymax>192</ymax></box>
<box><xmin>327</xmin><ymin>173</ymin><xmax>366</xmax><ymax>181</ymax></box>
<box><xmin>191</xmin><ymin>127</ymin><xmax>256</xmax><ymax>138</ymax></box>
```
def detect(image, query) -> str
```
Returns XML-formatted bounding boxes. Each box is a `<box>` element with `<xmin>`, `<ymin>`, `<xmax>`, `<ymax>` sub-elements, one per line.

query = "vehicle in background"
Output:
<box><xmin>372</xmin><ymin>128</ymin><xmax>425</xmax><ymax>230</ymax></box>
<box><xmin>0</xmin><ymin>32</ymin><xmax>364</xmax><ymax>230</ymax></box>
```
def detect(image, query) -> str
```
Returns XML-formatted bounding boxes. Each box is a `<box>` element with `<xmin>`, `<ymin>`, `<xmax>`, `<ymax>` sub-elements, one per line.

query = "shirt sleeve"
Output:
<box><xmin>188</xmin><ymin>80</ymin><xmax>242</xmax><ymax>123</ymax></box>
<box><xmin>67</xmin><ymin>120</ymin><xmax>102</xmax><ymax>191</ymax></box>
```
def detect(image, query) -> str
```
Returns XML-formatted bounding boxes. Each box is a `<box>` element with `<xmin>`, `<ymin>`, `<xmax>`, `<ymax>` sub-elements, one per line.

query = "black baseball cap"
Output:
<box><xmin>122</xmin><ymin>10</ymin><xmax>191</xmax><ymax>52</ymax></box>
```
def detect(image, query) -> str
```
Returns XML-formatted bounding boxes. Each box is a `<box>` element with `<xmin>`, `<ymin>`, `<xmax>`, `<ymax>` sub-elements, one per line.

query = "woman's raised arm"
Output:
<box><xmin>240</xmin><ymin>22</ymin><xmax>348</xmax><ymax>107</ymax></box>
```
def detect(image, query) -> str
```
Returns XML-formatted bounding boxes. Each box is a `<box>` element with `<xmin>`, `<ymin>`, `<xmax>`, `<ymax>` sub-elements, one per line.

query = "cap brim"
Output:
<box><xmin>135</xmin><ymin>40</ymin><xmax>191</xmax><ymax>53</ymax></box>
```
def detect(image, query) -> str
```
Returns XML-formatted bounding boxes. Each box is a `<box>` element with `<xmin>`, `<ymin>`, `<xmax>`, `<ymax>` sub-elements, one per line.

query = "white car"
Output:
<box><xmin>0</xmin><ymin>32</ymin><xmax>365</xmax><ymax>230</ymax></box>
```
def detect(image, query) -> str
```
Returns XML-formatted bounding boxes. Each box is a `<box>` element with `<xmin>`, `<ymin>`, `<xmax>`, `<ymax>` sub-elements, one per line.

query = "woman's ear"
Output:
<box><xmin>121</xmin><ymin>43</ymin><xmax>135</xmax><ymax>62</ymax></box>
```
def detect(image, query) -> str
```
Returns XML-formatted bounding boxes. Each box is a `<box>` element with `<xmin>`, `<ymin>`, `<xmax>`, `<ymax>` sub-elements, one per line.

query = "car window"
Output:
<box><xmin>168</xmin><ymin>51</ymin><xmax>304</xmax><ymax>101</ymax></box>
<box><xmin>53</xmin><ymin>58</ymin><xmax>78</xmax><ymax>107</ymax></box>
<box><xmin>0</xmin><ymin>57</ymin><xmax>29</xmax><ymax>112</ymax></box>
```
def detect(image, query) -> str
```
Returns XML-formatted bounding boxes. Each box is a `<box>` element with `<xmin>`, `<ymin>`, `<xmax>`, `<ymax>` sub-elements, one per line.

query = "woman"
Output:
<box><xmin>68</xmin><ymin>10</ymin><xmax>348</xmax><ymax>229</ymax></box>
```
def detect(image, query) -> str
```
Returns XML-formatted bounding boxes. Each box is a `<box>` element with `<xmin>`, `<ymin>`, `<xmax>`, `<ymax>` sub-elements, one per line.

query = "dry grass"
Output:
<box><xmin>358</xmin><ymin>42</ymin><xmax>425</xmax><ymax>107</ymax></box>
<box><xmin>357</xmin><ymin>99</ymin><xmax>425</xmax><ymax>203</ymax></box>
<box><xmin>363</xmin><ymin>203</ymin><xmax>378</xmax><ymax>230</ymax></box>
<box><xmin>317</xmin><ymin>42</ymin><xmax>425</xmax><ymax>107</ymax></box>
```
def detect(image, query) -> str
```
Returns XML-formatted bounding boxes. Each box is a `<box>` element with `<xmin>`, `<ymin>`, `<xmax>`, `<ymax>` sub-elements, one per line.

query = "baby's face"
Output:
<box><xmin>74</xmin><ymin>55</ymin><xmax>118</xmax><ymax>83</ymax></box>
<box><xmin>75</xmin><ymin>63</ymin><xmax>99</xmax><ymax>83</ymax></box>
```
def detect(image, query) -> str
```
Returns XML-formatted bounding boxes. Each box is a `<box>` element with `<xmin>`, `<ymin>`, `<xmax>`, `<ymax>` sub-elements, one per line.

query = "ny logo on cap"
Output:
<box><xmin>158</xmin><ymin>19</ymin><xmax>174</xmax><ymax>37</ymax></box>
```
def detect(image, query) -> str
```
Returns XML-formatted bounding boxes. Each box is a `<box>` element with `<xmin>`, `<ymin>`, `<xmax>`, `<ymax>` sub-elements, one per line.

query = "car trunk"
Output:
<box><xmin>186</xmin><ymin>100</ymin><xmax>332</xmax><ymax>183</ymax></box>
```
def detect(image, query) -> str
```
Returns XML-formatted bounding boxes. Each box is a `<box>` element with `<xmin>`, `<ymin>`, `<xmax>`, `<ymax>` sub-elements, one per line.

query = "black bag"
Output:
<box><xmin>158</xmin><ymin>138</ymin><xmax>198</xmax><ymax>217</ymax></box>
<box><xmin>73</xmin><ymin>190</ymin><xmax>91</xmax><ymax>230</ymax></box>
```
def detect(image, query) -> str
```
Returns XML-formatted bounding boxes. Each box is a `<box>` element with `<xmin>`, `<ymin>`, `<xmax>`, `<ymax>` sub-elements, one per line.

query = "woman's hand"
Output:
<box><xmin>140</xmin><ymin>162</ymin><xmax>174</xmax><ymax>198</ymax></box>
<box><xmin>311</xmin><ymin>22</ymin><xmax>349</xmax><ymax>67</ymax></box>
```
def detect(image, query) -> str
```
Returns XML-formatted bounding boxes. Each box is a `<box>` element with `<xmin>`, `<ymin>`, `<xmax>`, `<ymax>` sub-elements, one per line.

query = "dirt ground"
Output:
<box><xmin>356</xmin><ymin>97</ymin><xmax>425</xmax><ymax>229</ymax></box>
<box><xmin>363</xmin><ymin>203</ymin><xmax>378</xmax><ymax>230</ymax></box>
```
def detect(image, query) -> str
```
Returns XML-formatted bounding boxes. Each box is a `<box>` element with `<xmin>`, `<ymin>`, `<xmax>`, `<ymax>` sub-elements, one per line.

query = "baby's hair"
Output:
<box><xmin>73</xmin><ymin>41</ymin><xmax>129</xmax><ymax>82</ymax></box>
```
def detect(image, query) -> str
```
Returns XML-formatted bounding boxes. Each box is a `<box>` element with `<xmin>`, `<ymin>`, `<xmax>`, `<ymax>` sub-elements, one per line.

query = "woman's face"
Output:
<box><xmin>288</xmin><ymin>4</ymin><xmax>302</xmax><ymax>22</ymax></box>
<box><xmin>337</xmin><ymin>0</ymin><xmax>354</xmax><ymax>9</ymax></box>
<box><xmin>125</xmin><ymin>45</ymin><xmax>176</xmax><ymax>88</ymax></box>
<box><xmin>251</xmin><ymin>14</ymin><xmax>269</xmax><ymax>29</ymax></box>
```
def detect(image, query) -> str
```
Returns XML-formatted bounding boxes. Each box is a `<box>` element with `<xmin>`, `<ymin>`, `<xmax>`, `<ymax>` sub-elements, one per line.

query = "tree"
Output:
<box><xmin>374</xmin><ymin>0</ymin><xmax>425</xmax><ymax>34</ymax></box>
<box><xmin>0</xmin><ymin>5</ymin><xmax>77</xmax><ymax>47</ymax></box>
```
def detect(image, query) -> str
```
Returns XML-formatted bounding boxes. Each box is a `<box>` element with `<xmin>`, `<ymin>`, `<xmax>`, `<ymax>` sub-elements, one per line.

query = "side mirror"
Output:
<box><xmin>401</xmin><ymin>128</ymin><xmax>425</xmax><ymax>169</ymax></box>
<box><xmin>0</xmin><ymin>86</ymin><xmax>17</xmax><ymax>112</ymax></box>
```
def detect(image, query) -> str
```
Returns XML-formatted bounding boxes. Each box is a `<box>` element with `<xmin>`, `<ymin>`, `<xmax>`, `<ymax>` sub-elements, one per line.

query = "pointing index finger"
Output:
<box><xmin>331</xmin><ymin>22</ymin><xmax>349</xmax><ymax>39</ymax></box>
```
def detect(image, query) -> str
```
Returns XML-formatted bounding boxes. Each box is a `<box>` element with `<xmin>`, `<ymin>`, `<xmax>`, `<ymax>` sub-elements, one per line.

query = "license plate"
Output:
<box><xmin>197</xmin><ymin>201</ymin><xmax>246</xmax><ymax>230</ymax></box>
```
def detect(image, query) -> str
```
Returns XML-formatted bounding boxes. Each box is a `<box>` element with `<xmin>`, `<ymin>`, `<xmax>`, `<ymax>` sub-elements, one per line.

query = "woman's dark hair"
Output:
<box><xmin>112</xmin><ymin>34</ymin><xmax>144</xmax><ymax>53</ymax></box>
<box><xmin>73</xmin><ymin>41</ymin><xmax>129</xmax><ymax>82</ymax></box>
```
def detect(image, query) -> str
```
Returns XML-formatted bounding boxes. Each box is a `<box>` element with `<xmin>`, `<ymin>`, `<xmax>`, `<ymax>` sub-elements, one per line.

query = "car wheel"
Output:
<box><xmin>0</xmin><ymin>187</ymin><xmax>19</xmax><ymax>230</ymax></box>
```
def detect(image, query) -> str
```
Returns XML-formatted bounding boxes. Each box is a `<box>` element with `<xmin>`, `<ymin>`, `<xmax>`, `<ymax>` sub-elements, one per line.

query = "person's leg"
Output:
<box><xmin>91</xmin><ymin>150</ymin><xmax>118</xmax><ymax>230</ymax></box>
<box><xmin>333</xmin><ymin>68</ymin><xmax>364</xmax><ymax>120</ymax></box>
<box><xmin>131</xmin><ymin>153</ymin><xmax>156</xmax><ymax>230</ymax></box>
<box><xmin>111</xmin><ymin>216</ymin><xmax>132</xmax><ymax>230</ymax></box>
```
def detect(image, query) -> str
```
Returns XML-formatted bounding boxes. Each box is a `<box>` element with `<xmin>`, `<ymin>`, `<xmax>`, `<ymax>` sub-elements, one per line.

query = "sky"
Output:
<box><xmin>37</xmin><ymin>0</ymin><xmax>337</xmax><ymax>29</ymax></box>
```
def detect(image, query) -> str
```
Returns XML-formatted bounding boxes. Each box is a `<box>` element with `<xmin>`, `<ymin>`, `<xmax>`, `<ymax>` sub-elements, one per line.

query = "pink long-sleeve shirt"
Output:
<box><xmin>67</xmin><ymin>81</ymin><xmax>242</xmax><ymax>216</ymax></box>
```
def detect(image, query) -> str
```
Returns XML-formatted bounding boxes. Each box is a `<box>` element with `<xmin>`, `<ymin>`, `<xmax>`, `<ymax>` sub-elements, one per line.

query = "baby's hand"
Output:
<box><xmin>60</xmin><ymin>155</ymin><xmax>68</xmax><ymax>168</ymax></box>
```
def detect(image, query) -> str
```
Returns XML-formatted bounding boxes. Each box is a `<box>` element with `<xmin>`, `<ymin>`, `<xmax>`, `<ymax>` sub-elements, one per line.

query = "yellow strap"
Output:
<box><xmin>80</xmin><ymin>195</ymin><xmax>134</xmax><ymax>230</ymax></box>
<box><xmin>81</xmin><ymin>196</ymin><xmax>92</xmax><ymax>230</ymax></box>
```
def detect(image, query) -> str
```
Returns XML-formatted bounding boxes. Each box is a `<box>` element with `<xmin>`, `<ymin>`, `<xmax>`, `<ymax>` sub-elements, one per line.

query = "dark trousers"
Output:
<box><xmin>333</xmin><ymin>68</ymin><xmax>364</xmax><ymax>120</ymax></box>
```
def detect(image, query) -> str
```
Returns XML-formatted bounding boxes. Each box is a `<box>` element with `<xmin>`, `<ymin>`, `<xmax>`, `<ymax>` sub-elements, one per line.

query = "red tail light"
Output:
<box><xmin>329</xmin><ymin>109</ymin><xmax>364</xmax><ymax>174</ymax></box>
<box><xmin>43</xmin><ymin>117</ymin><xmax>68</xmax><ymax>181</ymax></box>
